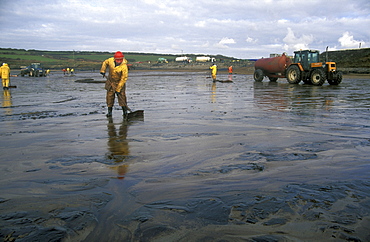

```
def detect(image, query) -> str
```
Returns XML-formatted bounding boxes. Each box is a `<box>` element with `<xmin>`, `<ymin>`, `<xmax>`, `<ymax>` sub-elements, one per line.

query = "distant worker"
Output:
<box><xmin>228</xmin><ymin>65</ymin><xmax>233</xmax><ymax>74</ymax></box>
<box><xmin>71</xmin><ymin>68</ymin><xmax>74</xmax><ymax>74</ymax></box>
<box><xmin>66</xmin><ymin>68</ymin><xmax>70</xmax><ymax>75</ymax></box>
<box><xmin>1</xmin><ymin>63</ymin><xmax>10</xmax><ymax>90</ymax></box>
<box><xmin>100</xmin><ymin>51</ymin><xmax>130</xmax><ymax>118</ymax></box>
<box><xmin>62</xmin><ymin>68</ymin><xmax>66</xmax><ymax>75</ymax></box>
<box><xmin>46</xmin><ymin>69</ymin><xmax>50</xmax><ymax>76</ymax></box>
<box><xmin>210</xmin><ymin>63</ymin><xmax>217</xmax><ymax>81</ymax></box>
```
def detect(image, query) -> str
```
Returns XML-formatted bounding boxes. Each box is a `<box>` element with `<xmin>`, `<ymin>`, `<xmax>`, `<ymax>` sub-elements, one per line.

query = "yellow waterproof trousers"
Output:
<box><xmin>2</xmin><ymin>78</ymin><xmax>9</xmax><ymax>88</ymax></box>
<box><xmin>106</xmin><ymin>84</ymin><xmax>127</xmax><ymax>107</ymax></box>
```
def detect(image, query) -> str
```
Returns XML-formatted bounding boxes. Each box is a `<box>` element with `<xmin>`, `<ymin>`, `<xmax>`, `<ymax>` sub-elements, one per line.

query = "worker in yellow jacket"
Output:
<box><xmin>1</xmin><ymin>63</ymin><xmax>10</xmax><ymax>89</ymax></box>
<box><xmin>210</xmin><ymin>63</ymin><xmax>217</xmax><ymax>81</ymax></box>
<box><xmin>100</xmin><ymin>51</ymin><xmax>130</xmax><ymax>118</ymax></box>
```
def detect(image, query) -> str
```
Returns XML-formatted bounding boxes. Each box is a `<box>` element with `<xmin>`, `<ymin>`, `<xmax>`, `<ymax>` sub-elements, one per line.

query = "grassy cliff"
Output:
<box><xmin>320</xmin><ymin>48</ymin><xmax>370</xmax><ymax>74</ymax></box>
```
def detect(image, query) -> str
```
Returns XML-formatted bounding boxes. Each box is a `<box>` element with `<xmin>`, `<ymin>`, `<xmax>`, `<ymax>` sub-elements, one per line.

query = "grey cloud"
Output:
<box><xmin>0</xmin><ymin>0</ymin><xmax>369</xmax><ymax>58</ymax></box>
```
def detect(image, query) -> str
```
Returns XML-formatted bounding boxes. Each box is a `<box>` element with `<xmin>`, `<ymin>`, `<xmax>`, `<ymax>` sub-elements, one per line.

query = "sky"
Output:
<box><xmin>0</xmin><ymin>0</ymin><xmax>369</xmax><ymax>59</ymax></box>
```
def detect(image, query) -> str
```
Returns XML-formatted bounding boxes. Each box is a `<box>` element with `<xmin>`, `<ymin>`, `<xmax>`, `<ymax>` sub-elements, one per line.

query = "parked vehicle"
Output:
<box><xmin>254</xmin><ymin>49</ymin><xmax>343</xmax><ymax>86</ymax></box>
<box><xmin>158</xmin><ymin>58</ymin><xmax>168</xmax><ymax>63</ymax></box>
<box><xmin>20</xmin><ymin>63</ymin><xmax>46</xmax><ymax>77</ymax></box>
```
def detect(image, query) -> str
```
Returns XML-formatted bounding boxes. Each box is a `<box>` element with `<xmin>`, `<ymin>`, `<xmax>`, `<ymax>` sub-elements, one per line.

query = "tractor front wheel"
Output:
<box><xmin>328</xmin><ymin>71</ymin><xmax>343</xmax><ymax>85</ymax></box>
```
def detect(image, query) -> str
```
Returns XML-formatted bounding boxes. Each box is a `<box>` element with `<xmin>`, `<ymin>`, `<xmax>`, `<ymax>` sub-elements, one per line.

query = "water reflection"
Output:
<box><xmin>211</xmin><ymin>81</ymin><xmax>217</xmax><ymax>103</ymax></box>
<box><xmin>2</xmin><ymin>89</ymin><xmax>12</xmax><ymax>115</ymax></box>
<box><xmin>253</xmin><ymin>82</ymin><xmax>335</xmax><ymax>112</ymax></box>
<box><xmin>228</xmin><ymin>74</ymin><xmax>233</xmax><ymax>82</ymax></box>
<box><xmin>106</xmin><ymin>117</ymin><xmax>130</xmax><ymax>179</ymax></box>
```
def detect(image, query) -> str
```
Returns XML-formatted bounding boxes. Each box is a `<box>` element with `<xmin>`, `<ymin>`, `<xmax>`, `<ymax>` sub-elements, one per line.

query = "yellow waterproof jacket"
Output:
<box><xmin>100</xmin><ymin>57</ymin><xmax>128</xmax><ymax>92</ymax></box>
<box><xmin>210</xmin><ymin>65</ymin><xmax>217</xmax><ymax>75</ymax></box>
<box><xmin>0</xmin><ymin>64</ymin><xmax>10</xmax><ymax>79</ymax></box>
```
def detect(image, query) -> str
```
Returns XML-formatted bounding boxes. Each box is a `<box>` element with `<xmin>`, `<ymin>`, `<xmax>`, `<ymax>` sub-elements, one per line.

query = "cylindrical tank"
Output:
<box><xmin>196</xmin><ymin>56</ymin><xmax>210</xmax><ymax>62</ymax></box>
<box><xmin>254</xmin><ymin>53</ymin><xmax>292</xmax><ymax>74</ymax></box>
<box><xmin>175</xmin><ymin>56</ymin><xmax>191</xmax><ymax>62</ymax></box>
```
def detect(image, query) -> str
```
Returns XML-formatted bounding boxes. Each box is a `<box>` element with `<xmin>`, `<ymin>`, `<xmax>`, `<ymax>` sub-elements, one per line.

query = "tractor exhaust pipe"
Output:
<box><xmin>326</xmin><ymin>46</ymin><xmax>329</xmax><ymax>62</ymax></box>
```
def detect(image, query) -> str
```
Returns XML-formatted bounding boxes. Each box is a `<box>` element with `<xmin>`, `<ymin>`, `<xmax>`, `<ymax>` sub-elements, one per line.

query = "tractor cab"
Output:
<box><xmin>293</xmin><ymin>50</ymin><xmax>320</xmax><ymax>71</ymax></box>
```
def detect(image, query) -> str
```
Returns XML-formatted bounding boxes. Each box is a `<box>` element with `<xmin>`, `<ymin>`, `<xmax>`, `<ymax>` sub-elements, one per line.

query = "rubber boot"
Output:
<box><xmin>106</xmin><ymin>107</ymin><xmax>113</xmax><ymax>117</ymax></box>
<box><xmin>122</xmin><ymin>106</ymin><xmax>128</xmax><ymax>119</ymax></box>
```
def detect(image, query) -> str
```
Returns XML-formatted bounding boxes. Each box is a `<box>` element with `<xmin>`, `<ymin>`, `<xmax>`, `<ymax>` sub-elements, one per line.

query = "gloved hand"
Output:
<box><xmin>100</xmin><ymin>72</ymin><xmax>105</xmax><ymax>78</ymax></box>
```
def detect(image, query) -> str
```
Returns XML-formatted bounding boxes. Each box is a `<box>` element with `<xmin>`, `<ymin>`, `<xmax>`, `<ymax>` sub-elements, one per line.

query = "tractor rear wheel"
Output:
<box><xmin>254</xmin><ymin>69</ymin><xmax>264</xmax><ymax>82</ymax></box>
<box><xmin>286</xmin><ymin>65</ymin><xmax>301</xmax><ymax>84</ymax></box>
<box><xmin>310</xmin><ymin>69</ymin><xmax>326</xmax><ymax>86</ymax></box>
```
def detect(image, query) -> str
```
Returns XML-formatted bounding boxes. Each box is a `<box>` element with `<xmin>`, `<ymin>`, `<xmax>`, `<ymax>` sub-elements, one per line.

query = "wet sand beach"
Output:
<box><xmin>1</xmin><ymin>71</ymin><xmax>370</xmax><ymax>241</ymax></box>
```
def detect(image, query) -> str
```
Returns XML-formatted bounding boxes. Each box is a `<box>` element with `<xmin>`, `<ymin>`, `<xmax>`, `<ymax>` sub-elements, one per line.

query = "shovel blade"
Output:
<box><xmin>127</xmin><ymin>110</ymin><xmax>144</xmax><ymax>119</ymax></box>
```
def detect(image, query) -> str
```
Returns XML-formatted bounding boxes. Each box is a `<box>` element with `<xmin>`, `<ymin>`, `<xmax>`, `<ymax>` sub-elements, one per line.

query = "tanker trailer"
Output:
<box><xmin>196</xmin><ymin>56</ymin><xmax>216</xmax><ymax>62</ymax></box>
<box><xmin>253</xmin><ymin>53</ymin><xmax>292</xmax><ymax>82</ymax></box>
<box><xmin>175</xmin><ymin>56</ymin><xmax>192</xmax><ymax>62</ymax></box>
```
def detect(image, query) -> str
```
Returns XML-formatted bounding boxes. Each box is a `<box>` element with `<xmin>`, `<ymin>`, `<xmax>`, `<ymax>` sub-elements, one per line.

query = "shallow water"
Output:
<box><xmin>1</xmin><ymin>72</ymin><xmax>370</xmax><ymax>241</ymax></box>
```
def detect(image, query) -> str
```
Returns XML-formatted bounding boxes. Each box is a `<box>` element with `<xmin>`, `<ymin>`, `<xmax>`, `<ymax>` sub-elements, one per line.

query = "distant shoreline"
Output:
<box><xmin>11</xmin><ymin>67</ymin><xmax>370</xmax><ymax>79</ymax></box>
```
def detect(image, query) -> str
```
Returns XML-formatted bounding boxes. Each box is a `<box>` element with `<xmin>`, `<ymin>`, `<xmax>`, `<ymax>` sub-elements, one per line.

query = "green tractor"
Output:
<box><xmin>286</xmin><ymin>49</ymin><xmax>343</xmax><ymax>86</ymax></box>
<box><xmin>20</xmin><ymin>63</ymin><xmax>46</xmax><ymax>77</ymax></box>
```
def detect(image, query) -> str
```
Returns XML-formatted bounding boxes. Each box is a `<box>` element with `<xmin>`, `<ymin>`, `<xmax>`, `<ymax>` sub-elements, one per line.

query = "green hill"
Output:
<box><xmin>0</xmin><ymin>48</ymin><xmax>239</xmax><ymax>70</ymax></box>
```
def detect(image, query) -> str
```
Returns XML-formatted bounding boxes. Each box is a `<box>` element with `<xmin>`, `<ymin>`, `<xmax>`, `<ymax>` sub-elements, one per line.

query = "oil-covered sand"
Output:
<box><xmin>1</xmin><ymin>71</ymin><xmax>370</xmax><ymax>241</ymax></box>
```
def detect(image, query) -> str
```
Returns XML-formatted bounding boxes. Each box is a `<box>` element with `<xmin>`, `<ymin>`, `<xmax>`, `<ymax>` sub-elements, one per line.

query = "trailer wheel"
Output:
<box><xmin>328</xmin><ymin>71</ymin><xmax>342</xmax><ymax>85</ymax></box>
<box><xmin>286</xmin><ymin>65</ymin><xmax>301</xmax><ymax>84</ymax></box>
<box><xmin>254</xmin><ymin>69</ymin><xmax>264</xmax><ymax>82</ymax></box>
<box><xmin>310</xmin><ymin>69</ymin><xmax>326</xmax><ymax>86</ymax></box>
<box><xmin>268</xmin><ymin>77</ymin><xmax>278</xmax><ymax>82</ymax></box>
